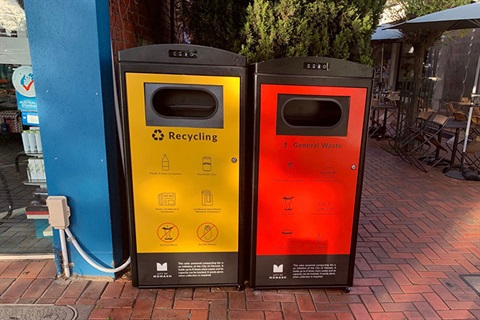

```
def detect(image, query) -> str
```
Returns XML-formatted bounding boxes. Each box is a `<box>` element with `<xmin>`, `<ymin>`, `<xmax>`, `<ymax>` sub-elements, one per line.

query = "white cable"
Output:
<box><xmin>65</xmin><ymin>227</ymin><xmax>131</xmax><ymax>273</ymax></box>
<box><xmin>59</xmin><ymin>229</ymin><xmax>71</xmax><ymax>278</ymax></box>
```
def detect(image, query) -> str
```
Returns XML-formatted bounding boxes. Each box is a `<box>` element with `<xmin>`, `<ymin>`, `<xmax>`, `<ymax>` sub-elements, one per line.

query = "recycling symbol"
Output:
<box><xmin>152</xmin><ymin>129</ymin><xmax>164</xmax><ymax>141</ymax></box>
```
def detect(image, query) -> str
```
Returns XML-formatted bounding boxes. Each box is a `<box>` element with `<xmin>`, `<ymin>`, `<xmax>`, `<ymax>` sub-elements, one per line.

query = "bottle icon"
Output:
<box><xmin>203</xmin><ymin>225</ymin><xmax>213</xmax><ymax>240</ymax></box>
<box><xmin>286</xmin><ymin>162</ymin><xmax>294</xmax><ymax>176</ymax></box>
<box><xmin>162</xmin><ymin>154</ymin><xmax>170</xmax><ymax>171</ymax></box>
<box><xmin>201</xmin><ymin>190</ymin><xmax>213</xmax><ymax>206</ymax></box>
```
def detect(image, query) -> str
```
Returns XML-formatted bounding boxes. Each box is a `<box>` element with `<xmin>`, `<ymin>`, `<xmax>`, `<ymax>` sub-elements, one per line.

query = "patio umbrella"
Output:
<box><xmin>390</xmin><ymin>2</ymin><xmax>480</xmax><ymax>31</ymax></box>
<box><xmin>390</xmin><ymin>2</ymin><xmax>480</xmax><ymax>180</ymax></box>
<box><xmin>372</xmin><ymin>24</ymin><xmax>403</xmax><ymax>41</ymax></box>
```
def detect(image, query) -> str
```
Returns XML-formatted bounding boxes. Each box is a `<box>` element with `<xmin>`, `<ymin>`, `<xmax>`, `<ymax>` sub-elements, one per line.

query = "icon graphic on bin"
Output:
<box><xmin>285</xmin><ymin>162</ymin><xmax>294</xmax><ymax>176</ymax></box>
<box><xmin>156</xmin><ymin>262</ymin><xmax>168</xmax><ymax>272</ymax></box>
<box><xmin>157</xmin><ymin>223</ymin><xmax>179</xmax><ymax>243</ymax></box>
<box><xmin>162</xmin><ymin>154</ymin><xmax>170</xmax><ymax>171</ymax></box>
<box><xmin>197</xmin><ymin>222</ymin><xmax>218</xmax><ymax>242</ymax></box>
<box><xmin>158</xmin><ymin>193</ymin><xmax>176</xmax><ymax>206</ymax></box>
<box><xmin>273</xmin><ymin>264</ymin><xmax>284</xmax><ymax>273</ymax></box>
<box><xmin>202</xmin><ymin>156</ymin><xmax>212</xmax><ymax>172</ymax></box>
<box><xmin>203</xmin><ymin>225</ymin><xmax>213</xmax><ymax>240</ymax></box>
<box><xmin>283</xmin><ymin>196</ymin><xmax>294</xmax><ymax>210</ymax></box>
<box><xmin>152</xmin><ymin>129</ymin><xmax>164</xmax><ymax>141</ymax></box>
<box><xmin>320</xmin><ymin>167</ymin><xmax>336</xmax><ymax>178</ymax></box>
<box><xmin>163</xmin><ymin>227</ymin><xmax>173</xmax><ymax>240</ymax></box>
<box><xmin>201</xmin><ymin>190</ymin><xmax>213</xmax><ymax>206</ymax></box>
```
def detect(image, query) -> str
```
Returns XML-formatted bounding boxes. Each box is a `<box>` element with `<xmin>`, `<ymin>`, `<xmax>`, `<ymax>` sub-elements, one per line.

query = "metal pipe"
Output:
<box><xmin>472</xmin><ymin>55</ymin><xmax>480</xmax><ymax>94</ymax></box>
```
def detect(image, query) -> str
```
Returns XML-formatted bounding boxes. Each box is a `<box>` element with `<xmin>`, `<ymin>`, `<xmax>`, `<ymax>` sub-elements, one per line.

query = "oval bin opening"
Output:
<box><xmin>152</xmin><ymin>88</ymin><xmax>217</xmax><ymax>118</ymax></box>
<box><xmin>283</xmin><ymin>98</ymin><xmax>342</xmax><ymax>127</ymax></box>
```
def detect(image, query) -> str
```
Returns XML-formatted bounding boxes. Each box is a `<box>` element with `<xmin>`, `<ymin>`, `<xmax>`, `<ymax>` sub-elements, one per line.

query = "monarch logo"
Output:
<box><xmin>270</xmin><ymin>263</ymin><xmax>287</xmax><ymax>279</ymax></box>
<box><xmin>152</xmin><ymin>129</ymin><xmax>217</xmax><ymax>143</ymax></box>
<box><xmin>154</xmin><ymin>262</ymin><xmax>173</xmax><ymax>278</ymax></box>
<box><xmin>156</xmin><ymin>262</ymin><xmax>168</xmax><ymax>272</ymax></box>
<box><xmin>273</xmin><ymin>264</ymin><xmax>284</xmax><ymax>273</ymax></box>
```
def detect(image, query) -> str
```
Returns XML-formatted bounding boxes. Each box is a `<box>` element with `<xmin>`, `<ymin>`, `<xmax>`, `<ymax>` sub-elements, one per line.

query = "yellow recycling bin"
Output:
<box><xmin>119</xmin><ymin>44</ymin><xmax>247</xmax><ymax>288</ymax></box>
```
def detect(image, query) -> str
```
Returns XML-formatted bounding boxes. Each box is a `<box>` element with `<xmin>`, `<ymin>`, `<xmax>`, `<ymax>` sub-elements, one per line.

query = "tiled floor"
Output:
<box><xmin>0</xmin><ymin>135</ymin><xmax>36</xmax><ymax>210</ymax></box>
<box><xmin>0</xmin><ymin>208</ymin><xmax>53</xmax><ymax>254</ymax></box>
<box><xmin>0</xmin><ymin>134</ymin><xmax>53</xmax><ymax>255</ymax></box>
<box><xmin>0</xmin><ymin>138</ymin><xmax>479</xmax><ymax>319</ymax></box>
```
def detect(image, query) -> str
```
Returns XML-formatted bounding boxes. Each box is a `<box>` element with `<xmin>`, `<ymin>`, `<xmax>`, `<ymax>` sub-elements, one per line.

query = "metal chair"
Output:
<box><xmin>391</xmin><ymin>111</ymin><xmax>433</xmax><ymax>156</ymax></box>
<box><xmin>397</xmin><ymin>113</ymin><xmax>450</xmax><ymax>172</ymax></box>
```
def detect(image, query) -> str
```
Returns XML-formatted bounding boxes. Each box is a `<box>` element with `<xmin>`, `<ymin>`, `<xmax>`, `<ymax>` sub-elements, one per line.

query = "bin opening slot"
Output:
<box><xmin>282</xmin><ymin>98</ymin><xmax>342</xmax><ymax>127</ymax></box>
<box><xmin>152</xmin><ymin>88</ymin><xmax>217</xmax><ymax>118</ymax></box>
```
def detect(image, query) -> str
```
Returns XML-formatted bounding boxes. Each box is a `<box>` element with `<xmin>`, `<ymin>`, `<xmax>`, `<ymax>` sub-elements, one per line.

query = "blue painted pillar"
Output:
<box><xmin>24</xmin><ymin>1</ymin><xmax>123</xmax><ymax>276</ymax></box>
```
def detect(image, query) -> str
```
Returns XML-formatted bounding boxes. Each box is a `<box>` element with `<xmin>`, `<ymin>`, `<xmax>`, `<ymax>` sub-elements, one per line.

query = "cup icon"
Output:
<box><xmin>202</xmin><ymin>156</ymin><xmax>212</xmax><ymax>172</ymax></box>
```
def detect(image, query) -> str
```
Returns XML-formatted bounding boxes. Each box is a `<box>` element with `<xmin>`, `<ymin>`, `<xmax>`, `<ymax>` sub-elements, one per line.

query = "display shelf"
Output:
<box><xmin>25</xmin><ymin>152</ymin><xmax>43</xmax><ymax>157</ymax></box>
<box><xmin>23</xmin><ymin>180</ymin><xmax>47</xmax><ymax>187</ymax></box>
<box><xmin>26</xmin><ymin>213</ymin><xmax>49</xmax><ymax>219</ymax></box>
<box><xmin>25</xmin><ymin>202</ymin><xmax>49</xmax><ymax>220</ymax></box>
<box><xmin>43</xmin><ymin>225</ymin><xmax>53</xmax><ymax>237</ymax></box>
<box><xmin>16</xmin><ymin>150</ymin><xmax>47</xmax><ymax>187</ymax></box>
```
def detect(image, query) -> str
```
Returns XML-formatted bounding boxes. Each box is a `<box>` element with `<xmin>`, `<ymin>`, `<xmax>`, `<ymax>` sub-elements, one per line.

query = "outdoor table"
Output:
<box><xmin>369</xmin><ymin>102</ymin><xmax>397</xmax><ymax>139</ymax></box>
<box><xmin>444</xmin><ymin>118</ymin><xmax>469</xmax><ymax>167</ymax></box>
<box><xmin>453</xmin><ymin>101</ymin><xmax>472</xmax><ymax>109</ymax></box>
<box><xmin>443</xmin><ymin>114</ymin><xmax>480</xmax><ymax>178</ymax></box>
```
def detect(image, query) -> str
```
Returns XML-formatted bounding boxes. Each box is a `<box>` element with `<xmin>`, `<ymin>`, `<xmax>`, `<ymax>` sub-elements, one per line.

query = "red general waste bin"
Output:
<box><xmin>250</xmin><ymin>57</ymin><xmax>373</xmax><ymax>290</ymax></box>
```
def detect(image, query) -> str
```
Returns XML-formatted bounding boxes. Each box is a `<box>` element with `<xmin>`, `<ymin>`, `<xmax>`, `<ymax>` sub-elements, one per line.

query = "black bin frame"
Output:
<box><xmin>118</xmin><ymin>44</ymin><xmax>248</xmax><ymax>289</ymax></box>
<box><xmin>249</xmin><ymin>57</ymin><xmax>374</xmax><ymax>290</ymax></box>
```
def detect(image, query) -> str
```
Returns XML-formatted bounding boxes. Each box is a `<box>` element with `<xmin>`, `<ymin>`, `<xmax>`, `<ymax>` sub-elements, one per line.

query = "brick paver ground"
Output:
<box><xmin>0</xmin><ymin>139</ymin><xmax>479</xmax><ymax>319</ymax></box>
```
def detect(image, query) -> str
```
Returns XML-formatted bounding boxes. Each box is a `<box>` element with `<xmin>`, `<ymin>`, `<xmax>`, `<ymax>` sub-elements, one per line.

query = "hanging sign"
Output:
<box><xmin>12</xmin><ymin>65</ymin><xmax>38</xmax><ymax>125</ymax></box>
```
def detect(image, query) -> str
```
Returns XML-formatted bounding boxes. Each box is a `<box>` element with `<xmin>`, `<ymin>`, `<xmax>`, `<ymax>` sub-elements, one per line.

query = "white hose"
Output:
<box><xmin>65</xmin><ymin>227</ymin><xmax>131</xmax><ymax>273</ymax></box>
<box><xmin>59</xmin><ymin>229</ymin><xmax>70</xmax><ymax>278</ymax></box>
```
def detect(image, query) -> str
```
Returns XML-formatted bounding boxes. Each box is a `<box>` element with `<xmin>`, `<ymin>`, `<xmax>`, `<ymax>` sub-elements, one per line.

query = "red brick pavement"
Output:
<box><xmin>0</xmin><ymin>140</ymin><xmax>479</xmax><ymax>319</ymax></box>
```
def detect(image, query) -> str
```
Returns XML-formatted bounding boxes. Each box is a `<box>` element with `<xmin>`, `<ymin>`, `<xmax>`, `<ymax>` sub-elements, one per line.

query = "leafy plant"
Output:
<box><xmin>180</xmin><ymin>0</ymin><xmax>386</xmax><ymax>64</ymax></box>
<box><xmin>180</xmin><ymin>0</ymin><xmax>250</xmax><ymax>52</ymax></box>
<box><xmin>241</xmin><ymin>0</ymin><xmax>386</xmax><ymax>64</ymax></box>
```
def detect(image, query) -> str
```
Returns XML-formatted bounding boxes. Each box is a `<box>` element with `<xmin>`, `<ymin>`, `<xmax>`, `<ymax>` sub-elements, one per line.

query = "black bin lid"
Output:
<box><xmin>119</xmin><ymin>44</ymin><xmax>247</xmax><ymax>67</ymax></box>
<box><xmin>254</xmin><ymin>57</ymin><xmax>373</xmax><ymax>78</ymax></box>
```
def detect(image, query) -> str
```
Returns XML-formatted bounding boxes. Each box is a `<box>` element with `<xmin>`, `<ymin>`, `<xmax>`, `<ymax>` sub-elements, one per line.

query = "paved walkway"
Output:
<box><xmin>0</xmin><ymin>139</ymin><xmax>479</xmax><ymax>319</ymax></box>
